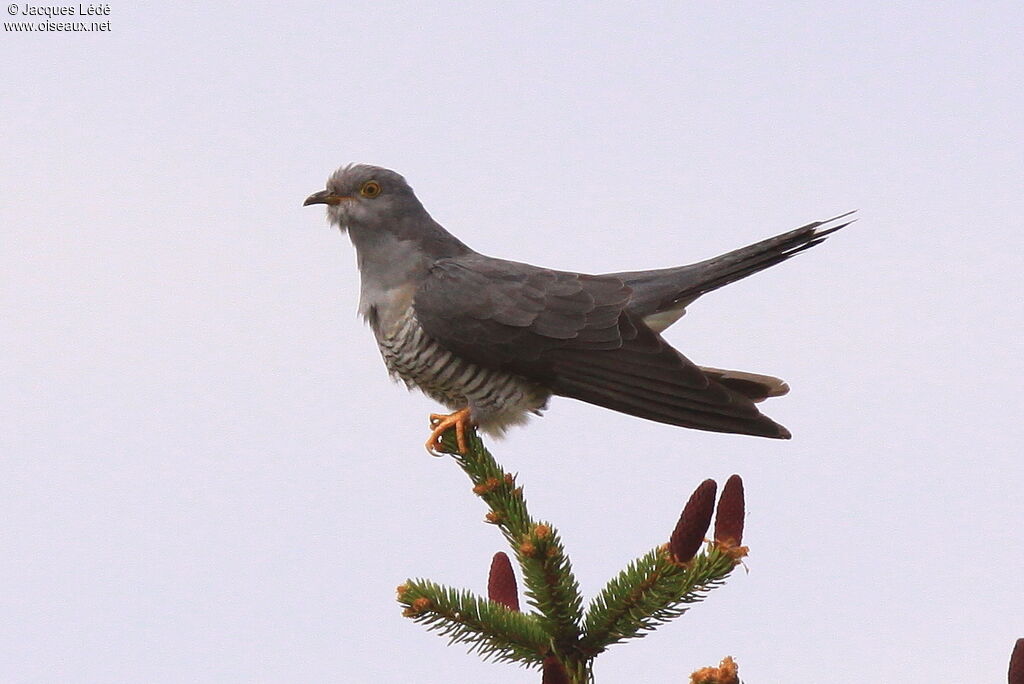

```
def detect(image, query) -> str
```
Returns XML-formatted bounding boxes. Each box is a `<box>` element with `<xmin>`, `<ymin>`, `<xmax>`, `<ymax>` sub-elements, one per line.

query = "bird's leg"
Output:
<box><xmin>426</xmin><ymin>407</ymin><xmax>473</xmax><ymax>455</ymax></box>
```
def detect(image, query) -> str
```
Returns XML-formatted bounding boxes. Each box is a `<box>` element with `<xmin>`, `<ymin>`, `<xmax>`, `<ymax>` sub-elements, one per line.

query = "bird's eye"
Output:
<box><xmin>360</xmin><ymin>180</ymin><xmax>382</xmax><ymax>198</ymax></box>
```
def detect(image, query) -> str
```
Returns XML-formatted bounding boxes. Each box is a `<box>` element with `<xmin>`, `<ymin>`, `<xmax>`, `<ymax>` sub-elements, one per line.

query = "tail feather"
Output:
<box><xmin>614</xmin><ymin>212</ymin><xmax>854</xmax><ymax>322</ymax></box>
<box><xmin>698</xmin><ymin>366</ymin><xmax>789</xmax><ymax>403</ymax></box>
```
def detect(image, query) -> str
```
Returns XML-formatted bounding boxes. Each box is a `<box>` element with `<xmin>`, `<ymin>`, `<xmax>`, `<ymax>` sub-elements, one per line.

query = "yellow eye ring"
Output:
<box><xmin>360</xmin><ymin>180</ymin><xmax>382</xmax><ymax>198</ymax></box>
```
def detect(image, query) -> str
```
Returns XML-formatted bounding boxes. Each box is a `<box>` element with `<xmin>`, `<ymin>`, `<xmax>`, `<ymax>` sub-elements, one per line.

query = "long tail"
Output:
<box><xmin>613</xmin><ymin>211</ymin><xmax>854</xmax><ymax>325</ymax></box>
<box><xmin>698</xmin><ymin>366</ymin><xmax>789</xmax><ymax>403</ymax></box>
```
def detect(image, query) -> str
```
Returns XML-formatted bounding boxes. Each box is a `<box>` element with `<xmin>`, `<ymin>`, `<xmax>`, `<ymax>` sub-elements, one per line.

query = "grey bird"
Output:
<box><xmin>304</xmin><ymin>164</ymin><xmax>850</xmax><ymax>453</ymax></box>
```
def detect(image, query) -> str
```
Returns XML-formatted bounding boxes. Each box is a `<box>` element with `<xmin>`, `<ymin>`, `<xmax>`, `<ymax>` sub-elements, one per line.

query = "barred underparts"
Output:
<box><xmin>377</xmin><ymin>308</ymin><xmax>550</xmax><ymax>434</ymax></box>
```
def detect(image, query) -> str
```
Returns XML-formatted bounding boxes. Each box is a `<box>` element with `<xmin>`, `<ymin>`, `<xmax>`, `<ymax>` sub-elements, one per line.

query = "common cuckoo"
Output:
<box><xmin>305</xmin><ymin>164</ymin><xmax>849</xmax><ymax>453</ymax></box>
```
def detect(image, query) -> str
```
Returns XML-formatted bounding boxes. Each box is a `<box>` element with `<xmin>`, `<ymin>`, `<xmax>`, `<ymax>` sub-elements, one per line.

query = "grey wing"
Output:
<box><xmin>413</xmin><ymin>255</ymin><xmax>790</xmax><ymax>439</ymax></box>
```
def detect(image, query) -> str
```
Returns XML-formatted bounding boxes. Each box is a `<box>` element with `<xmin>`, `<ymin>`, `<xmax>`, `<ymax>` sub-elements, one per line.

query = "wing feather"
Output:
<box><xmin>413</xmin><ymin>254</ymin><xmax>789</xmax><ymax>438</ymax></box>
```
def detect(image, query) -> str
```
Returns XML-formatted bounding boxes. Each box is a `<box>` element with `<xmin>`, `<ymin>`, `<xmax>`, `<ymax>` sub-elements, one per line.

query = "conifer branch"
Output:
<box><xmin>402</xmin><ymin>427</ymin><xmax>748</xmax><ymax>682</ymax></box>
<box><xmin>439</xmin><ymin>429</ymin><xmax>584</xmax><ymax>651</ymax></box>
<box><xmin>397</xmin><ymin>579</ymin><xmax>549</xmax><ymax>666</ymax></box>
<box><xmin>580</xmin><ymin>545</ymin><xmax>737</xmax><ymax>653</ymax></box>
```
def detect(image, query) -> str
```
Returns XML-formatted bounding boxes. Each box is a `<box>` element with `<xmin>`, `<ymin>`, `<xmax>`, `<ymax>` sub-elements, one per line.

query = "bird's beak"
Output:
<box><xmin>303</xmin><ymin>190</ymin><xmax>350</xmax><ymax>206</ymax></box>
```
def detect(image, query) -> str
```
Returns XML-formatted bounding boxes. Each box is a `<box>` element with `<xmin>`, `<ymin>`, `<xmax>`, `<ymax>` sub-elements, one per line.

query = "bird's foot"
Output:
<box><xmin>427</xmin><ymin>408</ymin><xmax>473</xmax><ymax>455</ymax></box>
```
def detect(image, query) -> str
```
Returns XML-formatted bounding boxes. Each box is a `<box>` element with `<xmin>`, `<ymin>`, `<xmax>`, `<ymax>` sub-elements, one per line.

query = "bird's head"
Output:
<box><xmin>303</xmin><ymin>164</ymin><xmax>423</xmax><ymax>231</ymax></box>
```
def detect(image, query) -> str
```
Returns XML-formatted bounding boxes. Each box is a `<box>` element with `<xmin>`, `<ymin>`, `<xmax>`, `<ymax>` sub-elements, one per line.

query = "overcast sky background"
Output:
<box><xmin>3</xmin><ymin>3</ymin><xmax>1022</xmax><ymax>682</ymax></box>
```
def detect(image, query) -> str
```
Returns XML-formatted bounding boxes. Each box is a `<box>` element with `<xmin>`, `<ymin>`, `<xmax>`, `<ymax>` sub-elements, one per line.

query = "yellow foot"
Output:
<box><xmin>426</xmin><ymin>408</ymin><xmax>473</xmax><ymax>455</ymax></box>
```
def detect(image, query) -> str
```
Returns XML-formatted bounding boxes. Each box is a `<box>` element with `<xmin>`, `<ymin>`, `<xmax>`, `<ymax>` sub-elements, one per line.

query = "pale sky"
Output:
<box><xmin>2</xmin><ymin>3</ymin><xmax>1022</xmax><ymax>682</ymax></box>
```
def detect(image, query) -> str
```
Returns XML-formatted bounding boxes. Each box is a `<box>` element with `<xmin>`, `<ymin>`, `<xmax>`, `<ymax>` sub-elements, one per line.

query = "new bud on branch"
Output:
<box><xmin>487</xmin><ymin>552</ymin><xmax>520</xmax><ymax>612</ymax></box>
<box><xmin>1010</xmin><ymin>638</ymin><xmax>1024</xmax><ymax>684</ymax></box>
<box><xmin>690</xmin><ymin>655</ymin><xmax>740</xmax><ymax>684</ymax></box>
<box><xmin>670</xmin><ymin>479</ymin><xmax>718</xmax><ymax>563</ymax></box>
<box><xmin>670</xmin><ymin>475</ymin><xmax>747</xmax><ymax>564</ymax></box>
<box><xmin>714</xmin><ymin>474</ymin><xmax>745</xmax><ymax>547</ymax></box>
<box><xmin>542</xmin><ymin>655</ymin><xmax>571</xmax><ymax>684</ymax></box>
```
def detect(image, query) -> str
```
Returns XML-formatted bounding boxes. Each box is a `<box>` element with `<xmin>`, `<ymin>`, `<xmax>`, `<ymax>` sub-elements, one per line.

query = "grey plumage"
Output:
<box><xmin>305</xmin><ymin>163</ymin><xmax>850</xmax><ymax>441</ymax></box>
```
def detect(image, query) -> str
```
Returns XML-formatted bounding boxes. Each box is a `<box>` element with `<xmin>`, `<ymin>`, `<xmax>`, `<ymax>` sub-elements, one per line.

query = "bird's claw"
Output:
<box><xmin>427</xmin><ymin>408</ymin><xmax>473</xmax><ymax>455</ymax></box>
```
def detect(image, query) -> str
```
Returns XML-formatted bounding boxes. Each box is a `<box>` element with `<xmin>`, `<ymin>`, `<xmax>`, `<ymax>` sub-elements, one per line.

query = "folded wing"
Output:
<box><xmin>413</xmin><ymin>254</ymin><xmax>790</xmax><ymax>439</ymax></box>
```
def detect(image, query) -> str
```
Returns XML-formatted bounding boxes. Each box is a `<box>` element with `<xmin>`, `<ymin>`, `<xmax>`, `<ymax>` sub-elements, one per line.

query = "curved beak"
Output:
<box><xmin>303</xmin><ymin>189</ymin><xmax>348</xmax><ymax>206</ymax></box>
